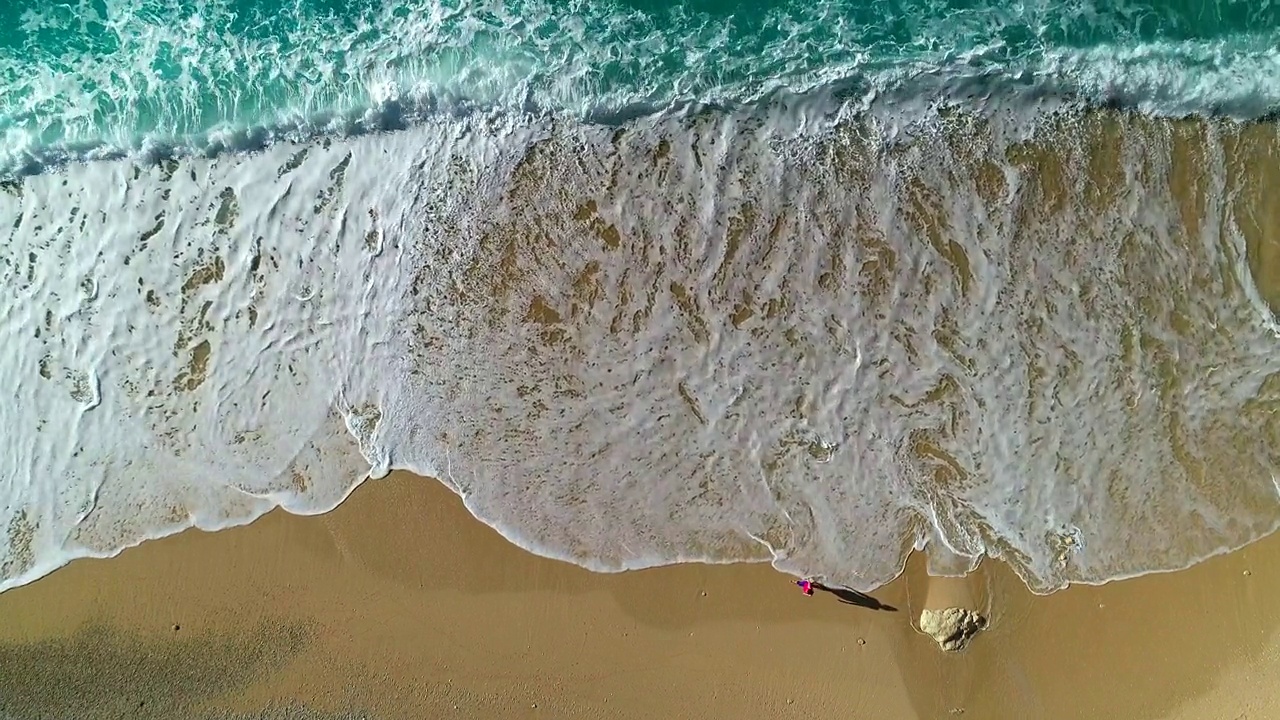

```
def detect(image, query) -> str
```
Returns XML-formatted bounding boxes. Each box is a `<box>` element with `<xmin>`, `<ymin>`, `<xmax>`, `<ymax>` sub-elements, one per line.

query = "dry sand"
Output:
<box><xmin>1</xmin><ymin>470</ymin><xmax>1279</xmax><ymax>719</ymax></box>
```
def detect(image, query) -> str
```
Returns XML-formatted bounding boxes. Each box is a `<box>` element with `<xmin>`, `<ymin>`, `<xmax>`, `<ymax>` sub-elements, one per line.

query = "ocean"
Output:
<box><xmin>2</xmin><ymin>0</ymin><xmax>1280</xmax><ymax>595</ymax></box>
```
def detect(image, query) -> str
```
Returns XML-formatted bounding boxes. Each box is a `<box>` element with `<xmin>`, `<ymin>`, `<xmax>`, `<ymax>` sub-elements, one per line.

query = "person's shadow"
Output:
<box><xmin>812</xmin><ymin>582</ymin><xmax>898</xmax><ymax>611</ymax></box>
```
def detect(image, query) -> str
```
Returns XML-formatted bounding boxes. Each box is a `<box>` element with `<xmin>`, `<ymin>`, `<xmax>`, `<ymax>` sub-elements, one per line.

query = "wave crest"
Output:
<box><xmin>4</xmin><ymin>0</ymin><xmax>1280</xmax><ymax>177</ymax></box>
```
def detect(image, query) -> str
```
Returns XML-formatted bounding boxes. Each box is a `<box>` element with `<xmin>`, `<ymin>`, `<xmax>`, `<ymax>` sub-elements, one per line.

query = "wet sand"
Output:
<box><xmin>1</xmin><ymin>471</ymin><xmax>1279</xmax><ymax>719</ymax></box>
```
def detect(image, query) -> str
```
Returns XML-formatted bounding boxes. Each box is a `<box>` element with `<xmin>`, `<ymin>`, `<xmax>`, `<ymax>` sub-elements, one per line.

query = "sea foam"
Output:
<box><xmin>4</xmin><ymin>104</ymin><xmax>1280</xmax><ymax>594</ymax></box>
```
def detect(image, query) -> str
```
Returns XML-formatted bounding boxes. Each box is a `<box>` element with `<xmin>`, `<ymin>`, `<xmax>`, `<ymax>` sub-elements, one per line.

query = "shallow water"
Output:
<box><xmin>3</xmin><ymin>0</ymin><xmax>1280</xmax><ymax>594</ymax></box>
<box><xmin>5</xmin><ymin>104</ymin><xmax>1280</xmax><ymax>594</ymax></box>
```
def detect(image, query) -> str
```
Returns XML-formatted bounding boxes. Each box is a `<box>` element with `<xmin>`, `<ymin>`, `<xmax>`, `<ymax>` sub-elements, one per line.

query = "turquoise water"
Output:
<box><xmin>3</xmin><ymin>0</ymin><xmax>1280</xmax><ymax>173</ymax></box>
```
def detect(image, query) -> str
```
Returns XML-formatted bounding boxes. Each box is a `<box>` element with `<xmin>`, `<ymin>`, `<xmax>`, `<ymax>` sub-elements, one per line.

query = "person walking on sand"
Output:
<box><xmin>796</xmin><ymin>579</ymin><xmax>814</xmax><ymax>596</ymax></box>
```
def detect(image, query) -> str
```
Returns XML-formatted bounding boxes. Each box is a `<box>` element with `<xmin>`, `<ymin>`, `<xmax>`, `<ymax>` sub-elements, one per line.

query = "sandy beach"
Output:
<box><xmin>5</xmin><ymin>0</ymin><xmax>1280</xmax><ymax>710</ymax></box>
<box><xmin>0</xmin><ymin>470</ymin><xmax>1277</xmax><ymax>719</ymax></box>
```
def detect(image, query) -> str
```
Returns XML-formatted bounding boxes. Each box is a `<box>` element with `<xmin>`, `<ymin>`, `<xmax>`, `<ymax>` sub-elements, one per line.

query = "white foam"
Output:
<box><xmin>0</xmin><ymin>132</ymin><xmax>424</xmax><ymax>590</ymax></box>
<box><xmin>4</xmin><ymin>108</ymin><xmax>1280</xmax><ymax>595</ymax></box>
<box><xmin>7</xmin><ymin>0</ymin><xmax>1280</xmax><ymax>178</ymax></box>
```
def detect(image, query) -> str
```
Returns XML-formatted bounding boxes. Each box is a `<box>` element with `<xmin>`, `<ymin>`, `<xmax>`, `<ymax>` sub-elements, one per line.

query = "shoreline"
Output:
<box><xmin>3</xmin><ymin>470</ymin><xmax>1280</xmax><ymax>719</ymax></box>
<box><xmin>6</xmin><ymin>456</ymin><xmax>1277</xmax><ymax>601</ymax></box>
